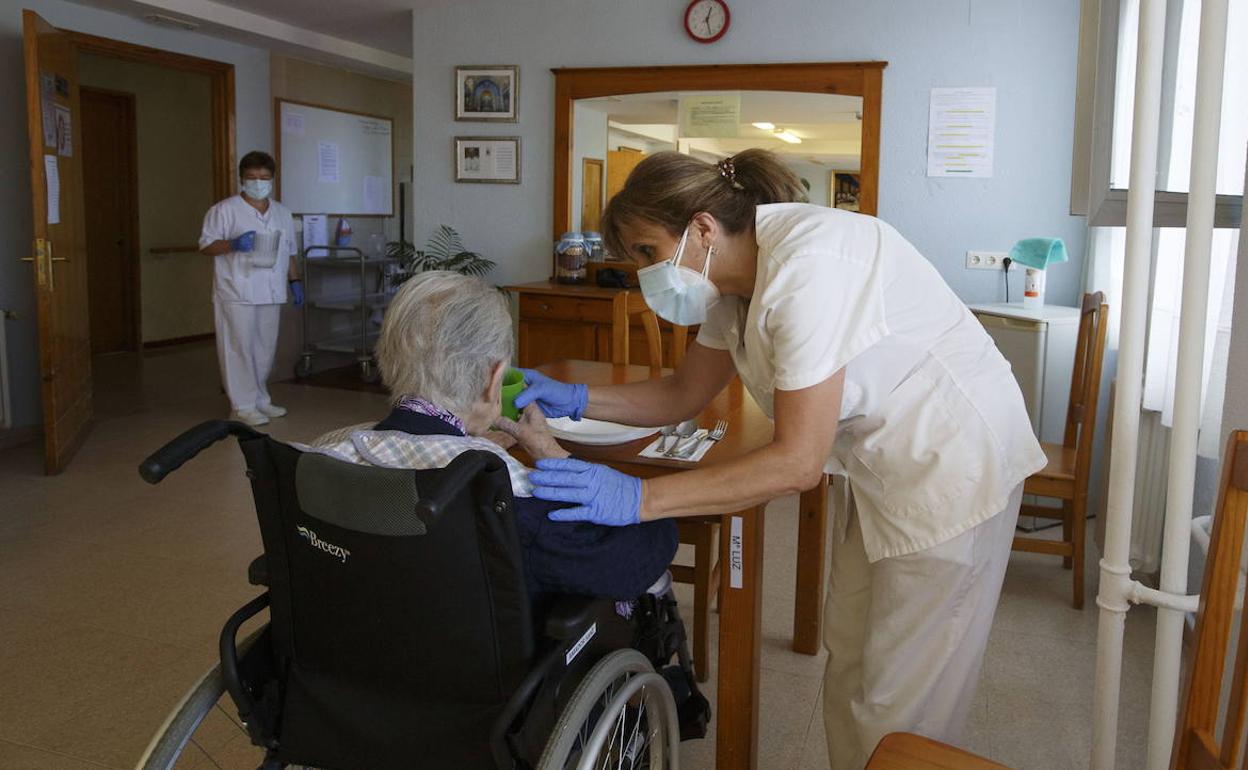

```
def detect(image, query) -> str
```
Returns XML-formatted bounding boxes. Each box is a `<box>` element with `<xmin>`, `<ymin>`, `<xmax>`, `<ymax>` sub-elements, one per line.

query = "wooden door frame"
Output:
<box><xmin>79</xmin><ymin>86</ymin><xmax>140</xmax><ymax>352</ymax></box>
<box><xmin>67</xmin><ymin>30</ymin><xmax>236</xmax><ymax>201</ymax></box>
<box><xmin>551</xmin><ymin>61</ymin><xmax>887</xmax><ymax>249</ymax></box>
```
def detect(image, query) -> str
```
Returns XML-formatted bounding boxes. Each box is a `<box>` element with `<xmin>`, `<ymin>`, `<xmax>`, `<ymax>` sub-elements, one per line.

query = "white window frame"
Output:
<box><xmin>1070</xmin><ymin>0</ymin><xmax>1244</xmax><ymax>228</ymax></box>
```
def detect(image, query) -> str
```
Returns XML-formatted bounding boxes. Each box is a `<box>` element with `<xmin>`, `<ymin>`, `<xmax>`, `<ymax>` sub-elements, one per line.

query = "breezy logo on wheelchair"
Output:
<box><xmin>296</xmin><ymin>525</ymin><xmax>351</xmax><ymax>563</ymax></box>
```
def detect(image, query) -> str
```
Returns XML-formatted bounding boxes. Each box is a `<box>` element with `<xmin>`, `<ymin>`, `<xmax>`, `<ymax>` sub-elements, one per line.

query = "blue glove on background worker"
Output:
<box><xmin>514</xmin><ymin>369</ymin><xmax>589</xmax><ymax>420</ymax></box>
<box><xmin>529</xmin><ymin>457</ymin><xmax>642</xmax><ymax>525</ymax></box>
<box><xmin>288</xmin><ymin>280</ymin><xmax>304</xmax><ymax>307</ymax></box>
<box><xmin>230</xmin><ymin>230</ymin><xmax>256</xmax><ymax>252</ymax></box>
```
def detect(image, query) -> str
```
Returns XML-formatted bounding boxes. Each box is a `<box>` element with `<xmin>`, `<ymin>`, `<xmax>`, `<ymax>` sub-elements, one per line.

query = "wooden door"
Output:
<box><xmin>22</xmin><ymin>10</ymin><xmax>93</xmax><ymax>473</ymax></box>
<box><xmin>606</xmin><ymin>149</ymin><xmax>645</xmax><ymax>205</ymax></box>
<box><xmin>81</xmin><ymin>87</ymin><xmax>139</xmax><ymax>354</ymax></box>
<box><xmin>581</xmin><ymin>157</ymin><xmax>603</xmax><ymax>232</ymax></box>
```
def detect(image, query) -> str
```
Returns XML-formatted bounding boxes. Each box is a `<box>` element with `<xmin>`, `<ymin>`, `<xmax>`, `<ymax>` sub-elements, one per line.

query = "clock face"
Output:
<box><xmin>685</xmin><ymin>0</ymin><xmax>729</xmax><ymax>43</ymax></box>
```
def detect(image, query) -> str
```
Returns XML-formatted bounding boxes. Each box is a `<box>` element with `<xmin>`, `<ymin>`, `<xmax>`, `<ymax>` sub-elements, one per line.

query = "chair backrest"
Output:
<box><xmin>1066</xmin><ymin>292</ymin><xmax>1109</xmax><ymax>488</ymax></box>
<box><xmin>238</xmin><ymin>436</ymin><xmax>533</xmax><ymax>769</ymax></box>
<box><xmin>610</xmin><ymin>290</ymin><xmax>689</xmax><ymax>372</ymax></box>
<box><xmin>1172</xmin><ymin>430</ymin><xmax>1248</xmax><ymax>770</ymax></box>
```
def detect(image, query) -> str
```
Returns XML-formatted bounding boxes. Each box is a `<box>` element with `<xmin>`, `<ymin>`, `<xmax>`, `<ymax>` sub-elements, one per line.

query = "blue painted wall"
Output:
<box><xmin>411</xmin><ymin>0</ymin><xmax>1087</xmax><ymax>302</ymax></box>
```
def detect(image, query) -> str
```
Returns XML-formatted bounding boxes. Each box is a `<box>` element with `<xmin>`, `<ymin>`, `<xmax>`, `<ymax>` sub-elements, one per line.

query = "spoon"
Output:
<box><xmin>657</xmin><ymin>423</ymin><xmax>679</xmax><ymax>452</ymax></box>
<box><xmin>664</xmin><ymin>419</ymin><xmax>700</xmax><ymax>457</ymax></box>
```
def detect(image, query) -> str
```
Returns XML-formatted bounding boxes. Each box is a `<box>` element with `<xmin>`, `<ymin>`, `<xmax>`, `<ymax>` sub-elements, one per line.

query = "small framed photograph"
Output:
<box><xmin>455</xmin><ymin>136</ymin><xmax>520</xmax><ymax>184</ymax></box>
<box><xmin>455</xmin><ymin>65</ymin><xmax>518</xmax><ymax>122</ymax></box>
<box><xmin>831</xmin><ymin>171</ymin><xmax>861</xmax><ymax>212</ymax></box>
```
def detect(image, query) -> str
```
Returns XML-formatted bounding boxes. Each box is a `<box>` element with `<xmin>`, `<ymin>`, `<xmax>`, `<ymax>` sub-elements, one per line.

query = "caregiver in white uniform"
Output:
<box><xmin>517</xmin><ymin>149</ymin><xmax>1046</xmax><ymax>769</ymax></box>
<box><xmin>199</xmin><ymin>151</ymin><xmax>302</xmax><ymax>427</ymax></box>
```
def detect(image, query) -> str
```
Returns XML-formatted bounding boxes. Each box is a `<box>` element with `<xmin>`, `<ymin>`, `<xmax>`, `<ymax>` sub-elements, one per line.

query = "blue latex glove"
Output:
<box><xmin>529</xmin><ymin>457</ymin><xmax>642</xmax><ymax>526</ymax></box>
<box><xmin>513</xmin><ymin>368</ymin><xmax>589</xmax><ymax>420</ymax></box>
<box><xmin>230</xmin><ymin>230</ymin><xmax>256</xmax><ymax>252</ymax></box>
<box><xmin>289</xmin><ymin>279</ymin><xmax>304</xmax><ymax>307</ymax></box>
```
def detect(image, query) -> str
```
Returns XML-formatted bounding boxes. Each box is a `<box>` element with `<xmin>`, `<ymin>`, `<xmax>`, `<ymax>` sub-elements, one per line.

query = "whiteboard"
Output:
<box><xmin>276</xmin><ymin>99</ymin><xmax>394</xmax><ymax>216</ymax></box>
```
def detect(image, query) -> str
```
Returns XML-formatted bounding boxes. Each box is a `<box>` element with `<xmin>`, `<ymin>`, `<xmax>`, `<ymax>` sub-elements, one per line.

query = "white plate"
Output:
<box><xmin>546</xmin><ymin>417</ymin><xmax>659</xmax><ymax>446</ymax></box>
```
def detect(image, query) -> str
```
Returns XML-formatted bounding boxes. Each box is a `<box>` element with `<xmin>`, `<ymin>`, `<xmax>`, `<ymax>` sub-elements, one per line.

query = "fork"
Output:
<box><xmin>678</xmin><ymin>419</ymin><xmax>727</xmax><ymax>460</ymax></box>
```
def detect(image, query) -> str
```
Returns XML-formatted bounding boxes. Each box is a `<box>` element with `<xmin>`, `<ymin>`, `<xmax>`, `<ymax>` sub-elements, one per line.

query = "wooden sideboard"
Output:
<box><xmin>505</xmin><ymin>280</ymin><xmax>689</xmax><ymax>368</ymax></box>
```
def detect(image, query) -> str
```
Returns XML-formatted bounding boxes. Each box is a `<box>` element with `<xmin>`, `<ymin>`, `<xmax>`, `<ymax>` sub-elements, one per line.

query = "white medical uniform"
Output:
<box><xmin>696</xmin><ymin>203</ymin><xmax>1046</xmax><ymax>769</ymax></box>
<box><xmin>199</xmin><ymin>194</ymin><xmax>297</xmax><ymax>414</ymax></box>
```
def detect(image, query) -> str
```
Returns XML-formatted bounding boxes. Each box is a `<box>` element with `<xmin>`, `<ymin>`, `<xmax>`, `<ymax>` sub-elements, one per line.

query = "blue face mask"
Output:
<box><xmin>636</xmin><ymin>225</ymin><xmax>720</xmax><ymax>326</ymax></box>
<box><xmin>242</xmin><ymin>179</ymin><xmax>272</xmax><ymax>200</ymax></box>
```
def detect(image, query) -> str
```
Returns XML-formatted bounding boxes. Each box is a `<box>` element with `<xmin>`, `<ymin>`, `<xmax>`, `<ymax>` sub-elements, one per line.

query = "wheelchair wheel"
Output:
<box><xmin>137</xmin><ymin>629</ymin><xmax>271</xmax><ymax>770</ymax></box>
<box><xmin>537</xmin><ymin>649</ymin><xmax>681</xmax><ymax>770</ymax></box>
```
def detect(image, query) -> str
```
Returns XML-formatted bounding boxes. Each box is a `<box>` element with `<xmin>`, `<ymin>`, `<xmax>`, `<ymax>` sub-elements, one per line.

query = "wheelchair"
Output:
<box><xmin>135</xmin><ymin>420</ymin><xmax>709</xmax><ymax>770</ymax></box>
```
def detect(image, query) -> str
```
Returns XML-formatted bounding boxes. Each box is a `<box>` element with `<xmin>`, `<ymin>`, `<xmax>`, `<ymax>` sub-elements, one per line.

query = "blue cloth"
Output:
<box><xmin>1008</xmin><ymin>238</ymin><xmax>1068</xmax><ymax>270</ymax></box>
<box><xmin>373</xmin><ymin>409</ymin><xmax>677</xmax><ymax>601</ymax></box>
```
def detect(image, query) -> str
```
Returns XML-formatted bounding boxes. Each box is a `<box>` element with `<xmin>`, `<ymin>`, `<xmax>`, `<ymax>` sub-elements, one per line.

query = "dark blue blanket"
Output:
<box><xmin>374</xmin><ymin>409</ymin><xmax>678</xmax><ymax>601</ymax></box>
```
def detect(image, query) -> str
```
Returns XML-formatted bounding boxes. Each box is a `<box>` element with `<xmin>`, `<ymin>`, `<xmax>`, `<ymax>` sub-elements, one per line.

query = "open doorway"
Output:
<box><xmin>70</xmin><ymin>33</ymin><xmax>235</xmax><ymax>417</ymax></box>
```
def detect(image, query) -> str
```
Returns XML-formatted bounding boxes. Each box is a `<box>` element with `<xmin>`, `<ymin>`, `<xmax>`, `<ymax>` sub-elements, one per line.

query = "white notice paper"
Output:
<box><xmin>40</xmin><ymin>73</ymin><xmax>56</xmax><ymax>147</ymax></box>
<box><xmin>927</xmin><ymin>87</ymin><xmax>996</xmax><ymax>177</ymax></box>
<box><xmin>679</xmin><ymin>93</ymin><xmax>741</xmax><ymax>138</ymax></box>
<box><xmin>491</xmin><ymin>142</ymin><xmax>517</xmax><ymax>179</ymax></box>
<box><xmin>363</xmin><ymin>175</ymin><xmax>386</xmax><ymax>214</ymax></box>
<box><xmin>317</xmin><ymin>141</ymin><xmax>340</xmax><ymax>183</ymax></box>
<box><xmin>282</xmin><ymin>110</ymin><xmax>305</xmax><ymax>136</ymax></box>
<box><xmin>302</xmin><ymin>214</ymin><xmax>329</xmax><ymax>258</ymax></box>
<box><xmin>44</xmin><ymin>155</ymin><xmax>61</xmax><ymax>225</ymax></box>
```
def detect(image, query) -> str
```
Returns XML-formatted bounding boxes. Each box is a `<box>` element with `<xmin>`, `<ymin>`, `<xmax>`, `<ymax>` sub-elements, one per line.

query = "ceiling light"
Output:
<box><xmin>774</xmin><ymin>129</ymin><xmax>801</xmax><ymax>144</ymax></box>
<box><xmin>752</xmin><ymin>122</ymin><xmax>776</xmax><ymax>130</ymax></box>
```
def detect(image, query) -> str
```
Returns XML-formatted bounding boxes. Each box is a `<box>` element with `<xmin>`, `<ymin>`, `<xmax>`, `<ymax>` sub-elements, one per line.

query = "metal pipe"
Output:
<box><xmin>1130</xmin><ymin>581</ymin><xmax>1200</xmax><ymax>614</ymax></box>
<box><xmin>1092</xmin><ymin>2</ymin><xmax>1168</xmax><ymax>767</ymax></box>
<box><xmin>1146</xmin><ymin>0</ymin><xmax>1229</xmax><ymax>767</ymax></box>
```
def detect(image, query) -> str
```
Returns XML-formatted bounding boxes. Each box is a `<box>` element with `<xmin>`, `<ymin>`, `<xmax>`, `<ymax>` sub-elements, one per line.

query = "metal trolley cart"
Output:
<box><xmin>294</xmin><ymin>245</ymin><xmax>400</xmax><ymax>383</ymax></box>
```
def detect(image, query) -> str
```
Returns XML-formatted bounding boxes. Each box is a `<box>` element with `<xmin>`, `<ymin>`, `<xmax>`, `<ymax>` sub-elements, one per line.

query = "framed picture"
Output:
<box><xmin>455</xmin><ymin>136</ymin><xmax>520</xmax><ymax>184</ymax></box>
<box><xmin>455</xmin><ymin>65</ymin><xmax>518</xmax><ymax>122</ymax></box>
<box><xmin>832</xmin><ymin>171</ymin><xmax>861</xmax><ymax>212</ymax></box>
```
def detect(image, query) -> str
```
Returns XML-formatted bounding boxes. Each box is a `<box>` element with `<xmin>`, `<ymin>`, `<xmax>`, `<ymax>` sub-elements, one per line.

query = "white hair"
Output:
<box><xmin>376</xmin><ymin>271</ymin><xmax>512</xmax><ymax>414</ymax></box>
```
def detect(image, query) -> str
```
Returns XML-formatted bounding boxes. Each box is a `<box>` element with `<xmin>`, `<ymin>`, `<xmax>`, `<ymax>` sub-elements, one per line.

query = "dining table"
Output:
<box><xmin>526</xmin><ymin>360</ymin><xmax>831</xmax><ymax>769</ymax></box>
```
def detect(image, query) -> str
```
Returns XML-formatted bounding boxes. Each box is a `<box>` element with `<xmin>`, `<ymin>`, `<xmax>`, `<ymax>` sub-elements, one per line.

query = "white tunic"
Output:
<box><xmin>697</xmin><ymin>203</ymin><xmax>1046</xmax><ymax>561</ymax></box>
<box><xmin>198</xmin><ymin>194</ymin><xmax>297</xmax><ymax>305</ymax></box>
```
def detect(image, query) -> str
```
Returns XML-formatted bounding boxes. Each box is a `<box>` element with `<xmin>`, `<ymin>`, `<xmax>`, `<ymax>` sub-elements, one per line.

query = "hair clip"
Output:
<box><xmin>716</xmin><ymin>157</ymin><xmax>745</xmax><ymax>190</ymax></box>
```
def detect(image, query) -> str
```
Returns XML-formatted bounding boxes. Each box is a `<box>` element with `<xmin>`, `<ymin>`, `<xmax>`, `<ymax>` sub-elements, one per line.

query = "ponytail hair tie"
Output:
<box><xmin>716</xmin><ymin>157</ymin><xmax>745</xmax><ymax>190</ymax></box>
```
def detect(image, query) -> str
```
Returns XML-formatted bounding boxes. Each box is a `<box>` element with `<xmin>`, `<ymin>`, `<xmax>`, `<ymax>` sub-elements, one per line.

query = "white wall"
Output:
<box><xmin>411</xmin><ymin>0</ymin><xmax>1087</xmax><ymax>295</ymax></box>
<box><xmin>571</xmin><ymin>101</ymin><xmax>607</xmax><ymax>234</ymax></box>
<box><xmin>1</xmin><ymin>0</ymin><xmax>270</xmax><ymax>432</ymax></box>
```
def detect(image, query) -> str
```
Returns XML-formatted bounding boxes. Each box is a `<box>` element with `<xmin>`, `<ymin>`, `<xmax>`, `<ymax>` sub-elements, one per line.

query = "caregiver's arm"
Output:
<box><xmin>582</xmin><ymin>342</ymin><xmax>737</xmax><ymax>427</ymax></box>
<box><xmin>638</xmin><ymin>368</ymin><xmax>844</xmax><ymax>520</ymax></box>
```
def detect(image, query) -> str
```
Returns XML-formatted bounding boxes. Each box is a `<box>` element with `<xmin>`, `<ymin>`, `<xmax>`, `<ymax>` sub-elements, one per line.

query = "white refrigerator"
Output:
<box><xmin>968</xmin><ymin>302</ymin><xmax>1081</xmax><ymax>445</ymax></box>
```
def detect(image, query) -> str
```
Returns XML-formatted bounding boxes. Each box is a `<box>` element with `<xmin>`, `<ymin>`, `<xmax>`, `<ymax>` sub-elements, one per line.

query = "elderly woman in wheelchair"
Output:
<box><xmin>136</xmin><ymin>271</ymin><xmax>708</xmax><ymax>770</ymax></box>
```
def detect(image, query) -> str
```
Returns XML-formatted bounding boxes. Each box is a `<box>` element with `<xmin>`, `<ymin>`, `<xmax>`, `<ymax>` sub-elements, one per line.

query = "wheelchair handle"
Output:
<box><xmin>415</xmin><ymin>450</ymin><xmax>507</xmax><ymax>523</ymax></box>
<box><xmin>139</xmin><ymin>420</ymin><xmax>264</xmax><ymax>484</ymax></box>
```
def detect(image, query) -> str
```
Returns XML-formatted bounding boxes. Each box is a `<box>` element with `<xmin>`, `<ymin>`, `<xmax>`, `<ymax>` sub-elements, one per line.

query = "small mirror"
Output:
<box><xmin>572</xmin><ymin>90</ymin><xmax>864</xmax><ymax>242</ymax></box>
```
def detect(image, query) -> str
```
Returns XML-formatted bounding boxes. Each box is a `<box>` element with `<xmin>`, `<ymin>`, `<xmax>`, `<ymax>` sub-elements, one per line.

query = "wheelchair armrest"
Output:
<box><xmin>543</xmin><ymin>596</ymin><xmax>602</xmax><ymax>640</ymax></box>
<box><xmin>247</xmin><ymin>555</ymin><xmax>268</xmax><ymax>587</ymax></box>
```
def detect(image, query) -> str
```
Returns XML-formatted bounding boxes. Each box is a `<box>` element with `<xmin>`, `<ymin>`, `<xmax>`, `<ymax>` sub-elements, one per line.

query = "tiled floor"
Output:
<box><xmin>0</xmin><ymin>342</ymin><xmax>1155</xmax><ymax>769</ymax></box>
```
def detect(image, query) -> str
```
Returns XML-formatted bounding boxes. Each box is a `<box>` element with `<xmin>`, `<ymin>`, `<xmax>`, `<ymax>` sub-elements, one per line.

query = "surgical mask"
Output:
<box><xmin>242</xmin><ymin>179</ymin><xmax>272</xmax><ymax>200</ymax></box>
<box><xmin>636</xmin><ymin>225</ymin><xmax>720</xmax><ymax>326</ymax></box>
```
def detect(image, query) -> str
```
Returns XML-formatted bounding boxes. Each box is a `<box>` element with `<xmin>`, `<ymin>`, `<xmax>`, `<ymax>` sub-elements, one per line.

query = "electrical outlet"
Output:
<box><xmin>966</xmin><ymin>250</ymin><xmax>1009</xmax><ymax>270</ymax></box>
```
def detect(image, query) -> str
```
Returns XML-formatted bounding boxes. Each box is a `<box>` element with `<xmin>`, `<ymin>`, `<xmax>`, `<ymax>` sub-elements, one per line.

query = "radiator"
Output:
<box><xmin>1095</xmin><ymin>381</ymin><xmax>1170</xmax><ymax>576</ymax></box>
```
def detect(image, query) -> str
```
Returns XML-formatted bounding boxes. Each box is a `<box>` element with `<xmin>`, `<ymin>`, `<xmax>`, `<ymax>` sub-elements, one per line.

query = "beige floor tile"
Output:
<box><xmin>0</xmin><ymin>739</ymin><xmax>118</xmax><ymax>770</ymax></box>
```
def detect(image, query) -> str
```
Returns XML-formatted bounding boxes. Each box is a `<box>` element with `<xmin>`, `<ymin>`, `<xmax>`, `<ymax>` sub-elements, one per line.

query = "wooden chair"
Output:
<box><xmin>1011</xmin><ymin>291</ymin><xmax>1109</xmax><ymax>609</ymax></box>
<box><xmin>1171</xmin><ymin>429</ymin><xmax>1248</xmax><ymax>770</ymax></box>
<box><xmin>867</xmin><ymin>430</ymin><xmax>1248</xmax><ymax>770</ymax></box>
<box><xmin>612</xmin><ymin>292</ymin><xmax>715</xmax><ymax>681</ymax></box>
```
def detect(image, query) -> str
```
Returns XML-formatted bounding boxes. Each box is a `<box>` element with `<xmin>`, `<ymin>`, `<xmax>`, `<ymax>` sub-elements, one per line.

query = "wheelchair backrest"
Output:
<box><xmin>238</xmin><ymin>435</ymin><xmax>534</xmax><ymax>768</ymax></box>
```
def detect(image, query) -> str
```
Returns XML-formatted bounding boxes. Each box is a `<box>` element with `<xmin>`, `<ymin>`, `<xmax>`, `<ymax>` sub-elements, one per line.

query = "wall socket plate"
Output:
<box><xmin>966</xmin><ymin>250</ymin><xmax>1009</xmax><ymax>270</ymax></box>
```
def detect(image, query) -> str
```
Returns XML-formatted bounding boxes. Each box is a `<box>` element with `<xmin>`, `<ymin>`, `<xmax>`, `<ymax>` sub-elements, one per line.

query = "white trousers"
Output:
<box><xmin>822</xmin><ymin>484</ymin><xmax>1024</xmax><ymax>770</ymax></box>
<box><xmin>213</xmin><ymin>302</ymin><xmax>280</xmax><ymax>413</ymax></box>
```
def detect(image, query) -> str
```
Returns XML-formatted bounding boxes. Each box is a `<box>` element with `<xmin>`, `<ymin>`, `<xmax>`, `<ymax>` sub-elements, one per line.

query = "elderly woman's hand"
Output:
<box><xmin>493</xmin><ymin>403</ymin><xmax>571</xmax><ymax>461</ymax></box>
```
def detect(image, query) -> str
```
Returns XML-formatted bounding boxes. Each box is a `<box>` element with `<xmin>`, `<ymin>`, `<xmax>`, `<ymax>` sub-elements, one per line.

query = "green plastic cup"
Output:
<box><xmin>500</xmin><ymin>368</ymin><xmax>526</xmax><ymax>421</ymax></box>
